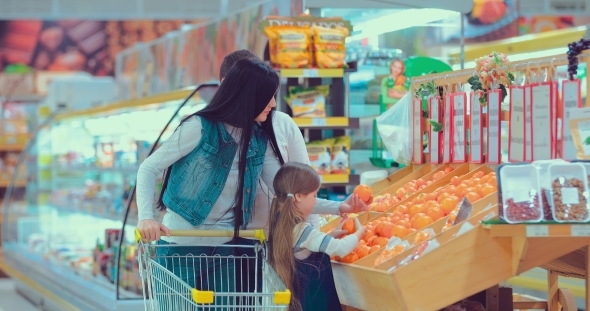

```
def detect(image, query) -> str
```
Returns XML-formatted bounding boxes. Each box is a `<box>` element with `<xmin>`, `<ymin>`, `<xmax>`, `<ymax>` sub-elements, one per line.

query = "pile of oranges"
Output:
<box><xmin>333</xmin><ymin>170</ymin><xmax>498</xmax><ymax>266</ymax></box>
<box><xmin>370</xmin><ymin>167</ymin><xmax>455</xmax><ymax>212</ymax></box>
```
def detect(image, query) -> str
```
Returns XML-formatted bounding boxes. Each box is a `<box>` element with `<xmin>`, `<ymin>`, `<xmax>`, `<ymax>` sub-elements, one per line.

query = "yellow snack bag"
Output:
<box><xmin>307</xmin><ymin>138</ymin><xmax>335</xmax><ymax>174</ymax></box>
<box><xmin>312</xmin><ymin>26</ymin><xmax>349</xmax><ymax>68</ymax></box>
<box><xmin>331</xmin><ymin>136</ymin><xmax>351</xmax><ymax>174</ymax></box>
<box><xmin>264</xmin><ymin>26</ymin><xmax>280</xmax><ymax>66</ymax></box>
<box><xmin>285</xmin><ymin>85</ymin><xmax>329</xmax><ymax>117</ymax></box>
<box><xmin>276</xmin><ymin>27</ymin><xmax>311</xmax><ymax>68</ymax></box>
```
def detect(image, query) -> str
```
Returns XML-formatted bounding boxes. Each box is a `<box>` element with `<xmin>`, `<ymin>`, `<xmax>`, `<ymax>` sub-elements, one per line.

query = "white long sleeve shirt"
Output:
<box><xmin>293</xmin><ymin>223</ymin><xmax>359</xmax><ymax>260</ymax></box>
<box><xmin>136</xmin><ymin>111</ymin><xmax>340</xmax><ymax>244</ymax></box>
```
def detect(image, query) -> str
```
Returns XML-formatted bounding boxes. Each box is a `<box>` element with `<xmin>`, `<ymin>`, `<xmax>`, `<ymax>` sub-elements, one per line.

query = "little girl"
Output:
<box><xmin>269</xmin><ymin>162</ymin><xmax>366</xmax><ymax>311</ymax></box>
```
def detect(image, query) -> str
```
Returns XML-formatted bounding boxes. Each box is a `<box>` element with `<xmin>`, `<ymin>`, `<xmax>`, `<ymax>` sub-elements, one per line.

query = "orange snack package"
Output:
<box><xmin>275</xmin><ymin>27</ymin><xmax>311</xmax><ymax>68</ymax></box>
<box><xmin>263</xmin><ymin>26</ymin><xmax>280</xmax><ymax>66</ymax></box>
<box><xmin>312</xmin><ymin>26</ymin><xmax>349</xmax><ymax>68</ymax></box>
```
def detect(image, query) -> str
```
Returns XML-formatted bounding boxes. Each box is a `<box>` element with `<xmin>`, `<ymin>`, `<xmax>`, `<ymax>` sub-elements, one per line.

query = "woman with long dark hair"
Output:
<box><xmin>136</xmin><ymin>56</ymin><xmax>368</xmax><ymax>307</ymax></box>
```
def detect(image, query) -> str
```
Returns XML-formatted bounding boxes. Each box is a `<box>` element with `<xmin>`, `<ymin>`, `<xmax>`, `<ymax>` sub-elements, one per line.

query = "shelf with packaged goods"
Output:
<box><xmin>277</xmin><ymin>67</ymin><xmax>357</xmax><ymax>78</ymax></box>
<box><xmin>292</xmin><ymin>117</ymin><xmax>359</xmax><ymax>129</ymax></box>
<box><xmin>320</xmin><ymin>174</ymin><xmax>359</xmax><ymax>186</ymax></box>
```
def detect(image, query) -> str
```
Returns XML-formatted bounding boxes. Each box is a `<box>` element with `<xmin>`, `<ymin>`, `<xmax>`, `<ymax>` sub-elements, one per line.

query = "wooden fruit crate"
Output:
<box><xmin>331</xmin><ymin>201</ymin><xmax>507</xmax><ymax>310</ymax></box>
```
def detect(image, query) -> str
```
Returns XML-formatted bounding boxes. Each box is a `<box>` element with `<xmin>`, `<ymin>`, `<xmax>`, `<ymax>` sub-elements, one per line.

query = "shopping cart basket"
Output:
<box><xmin>135</xmin><ymin>229</ymin><xmax>291</xmax><ymax>310</ymax></box>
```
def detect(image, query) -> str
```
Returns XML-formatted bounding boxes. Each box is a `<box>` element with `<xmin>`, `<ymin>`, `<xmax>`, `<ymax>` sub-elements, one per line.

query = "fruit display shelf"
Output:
<box><xmin>325</xmin><ymin>164</ymin><xmax>590</xmax><ymax>311</ymax></box>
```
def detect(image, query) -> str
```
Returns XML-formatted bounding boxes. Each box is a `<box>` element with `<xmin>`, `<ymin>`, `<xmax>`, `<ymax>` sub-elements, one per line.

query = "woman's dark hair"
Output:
<box><xmin>157</xmin><ymin>58</ymin><xmax>285</xmax><ymax>238</ymax></box>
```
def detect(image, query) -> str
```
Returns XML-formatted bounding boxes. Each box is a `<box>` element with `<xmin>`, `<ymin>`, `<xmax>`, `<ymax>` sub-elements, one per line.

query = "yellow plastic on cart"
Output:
<box><xmin>134</xmin><ymin>228</ymin><xmax>142</xmax><ymax>243</ymax></box>
<box><xmin>274</xmin><ymin>289</ymin><xmax>292</xmax><ymax>305</ymax></box>
<box><xmin>191</xmin><ymin>288</ymin><xmax>214</xmax><ymax>304</ymax></box>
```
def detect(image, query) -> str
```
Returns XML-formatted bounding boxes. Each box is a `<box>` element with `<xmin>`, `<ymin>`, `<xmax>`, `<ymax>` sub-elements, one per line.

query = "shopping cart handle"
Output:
<box><xmin>134</xmin><ymin>228</ymin><xmax>266</xmax><ymax>243</ymax></box>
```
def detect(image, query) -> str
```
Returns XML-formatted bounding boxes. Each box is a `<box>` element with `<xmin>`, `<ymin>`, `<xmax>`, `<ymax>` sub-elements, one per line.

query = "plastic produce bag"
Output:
<box><xmin>376</xmin><ymin>93</ymin><xmax>413</xmax><ymax>165</ymax></box>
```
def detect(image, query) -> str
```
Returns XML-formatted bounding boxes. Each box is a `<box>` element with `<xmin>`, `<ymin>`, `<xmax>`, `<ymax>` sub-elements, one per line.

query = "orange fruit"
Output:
<box><xmin>342</xmin><ymin>219</ymin><xmax>355</xmax><ymax>234</ymax></box>
<box><xmin>380</xmin><ymin>223</ymin><xmax>395</xmax><ymax>238</ymax></box>
<box><xmin>362</xmin><ymin>230</ymin><xmax>375</xmax><ymax>242</ymax></box>
<box><xmin>391</xmin><ymin>225</ymin><xmax>409</xmax><ymax>238</ymax></box>
<box><xmin>339</xmin><ymin>252</ymin><xmax>359</xmax><ymax>263</ymax></box>
<box><xmin>366</xmin><ymin>236</ymin><xmax>377</xmax><ymax>246</ymax></box>
<box><xmin>423</xmin><ymin>192</ymin><xmax>437</xmax><ymax>202</ymax></box>
<box><xmin>450</xmin><ymin>176</ymin><xmax>462</xmax><ymax>186</ymax></box>
<box><xmin>426</xmin><ymin>206</ymin><xmax>445</xmax><ymax>221</ymax></box>
<box><xmin>396</xmin><ymin>204</ymin><xmax>409</xmax><ymax>215</ymax></box>
<box><xmin>410</xmin><ymin>213</ymin><xmax>427</xmax><ymax>227</ymax></box>
<box><xmin>473</xmin><ymin>171</ymin><xmax>485</xmax><ymax>178</ymax></box>
<box><xmin>373</xmin><ymin>237</ymin><xmax>389</xmax><ymax>247</ymax></box>
<box><xmin>397</xmin><ymin>219</ymin><xmax>411</xmax><ymax>229</ymax></box>
<box><xmin>468</xmin><ymin>178</ymin><xmax>481</xmax><ymax>187</ymax></box>
<box><xmin>437</xmin><ymin>192</ymin><xmax>452</xmax><ymax>203</ymax></box>
<box><xmin>413</xmin><ymin>230</ymin><xmax>432</xmax><ymax>244</ymax></box>
<box><xmin>391</xmin><ymin>210</ymin><xmax>404</xmax><ymax>218</ymax></box>
<box><xmin>395</xmin><ymin>188</ymin><xmax>406</xmax><ymax>200</ymax></box>
<box><xmin>413</xmin><ymin>215</ymin><xmax>434</xmax><ymax>229</ymax></box>
<box><xmin>432</xmin><ymin>171</ymin><xmax>445</xmax><ymax>180</ymax></box>
<box><xmin>369</xmin><ymin>245</ymin><xmax>381</xmax><ymax>254</ymax></box>
<box><xmin>358</xmin><ymin>240</ymin><xmax>367</xmax><ymax>246</ymax></box>
<box><xmin>480</xmin><ymin>184</ymin><xmax>497</xmax><ymax>197</ymax></box>
<box><xmin>356</xmin><ymin>245</ymin><xmax>371</xmax><ymax>259</ymax></box>
<box><xmin>444</xmin><ymin>167</ymin><xmax>455</xmax><ymax>174</ymax></box>
<box><xmin>424</xmin><ymin>200</ymin><xmax>439</xmax><ymax>210</ymax></box>
<box><xmin>404</xmin><ymin>182</ymin><xmax>416</xmax><ymax>191</ymax></box>
<box><xmin>487</xmin><ymin>176</ymin><xmax>497</xmax><ymax>186</ymax></box>
<box><xmin>409</xmin><ymin>204</ymin><xmax>426</xmax><ymax>217</ymax></box>
<box><xmin>465</xmin><ymin>192</ymin><xmax>482</xmax><ymax>203</ymax></box>
<box><xmin>440</xmin><ymin>197</ymin><xmax>460</xmax><ymax>215</ymax></box>
<box><xmin>415</xmin><ymin>178</ymin><xmax>426</xmax><ymax>187</ymax></box>
<box><xmin>354</xmin><ymin>184</ymin><xmax>373</xmax><ymax>203</ymax></box>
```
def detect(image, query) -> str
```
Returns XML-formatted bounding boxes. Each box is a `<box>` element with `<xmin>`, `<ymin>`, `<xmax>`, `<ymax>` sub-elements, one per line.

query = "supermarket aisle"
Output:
<box><xmin>0</xmin><ymin>279</ymin><xmax>39</xmax><ymax>311</ymax></box>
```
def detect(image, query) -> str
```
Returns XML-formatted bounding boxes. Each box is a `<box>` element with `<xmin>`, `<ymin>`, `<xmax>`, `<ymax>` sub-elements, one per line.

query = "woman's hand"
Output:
<box><xmin>137</xmin><ymin>219</ymin><xmax>171</xmax><ymax>241</ymax></box>
<box><xmin>339</xmin><ymin>194</ymin><xmax>372</xmax><ymax>214</ymax></box>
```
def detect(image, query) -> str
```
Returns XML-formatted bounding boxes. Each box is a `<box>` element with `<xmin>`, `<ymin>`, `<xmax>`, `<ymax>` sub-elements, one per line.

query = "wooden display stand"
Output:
<box><xmin>326</xmin><ymin>51</ymin><xmax>590</xmax><ymax>311</ymax></box>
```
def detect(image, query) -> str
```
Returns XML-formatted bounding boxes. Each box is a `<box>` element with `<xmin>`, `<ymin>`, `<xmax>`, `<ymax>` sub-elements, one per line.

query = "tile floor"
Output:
<box><xmin>0</xmin><ymin>279</ymin><xmax>39</xmax><ymax>311</ymax></box>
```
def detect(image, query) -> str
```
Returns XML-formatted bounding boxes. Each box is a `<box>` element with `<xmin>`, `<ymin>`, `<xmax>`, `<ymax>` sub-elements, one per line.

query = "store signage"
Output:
<box><xmin>550</xmin><ymin>81</ymin><xmax>559</xmax><ymax>159</ymax></box>
<box><xmin>487</xmin><ymin>89</ymin><xmax>501</xmax><ymax>164</ymax></box>
<box><xmin>413</xmin><ymin>97</ymin><xmax>424</xmax><ymax>164</ymax></box>
<box><xmin>531</xmin><ymin>83</ymin><xmax>553</xmax><ymax>160</ymax></box>
<box><xmin>451</xmin><ymin>92</ymin><xmax>467</xmax><ymax>163</ymax></box>
<box><xmin>470</xmin><ymin>92</ymin><xmax>483</xmax><ymax>163</ymax></box>
<box><xmin>524</xmin><ymin>84</ymin><xmax>533</xmax><ymax>162</ymax></box>
<box><xmin>562</xmin><ymin>79</ymin><xmax>582</xmax><ymax>160</ymax></box>
<box><xmin>443</xmin><ymin>94</ymin><xmax>452</xmax><ymax>163</ymax></box>
<box><xmin>509</xmin><ymin>85</ymin><xmax>525</xmax><ymax>162</ymax></box>
<box><xmin>259</xmin><ymin>16</ymin><xmax>353</xmax><ymax>32</ymax></box>
<box><xmin>429</xmin><ymin>96</ymin><xmax>441</xmax><ymax>164</ymax></box>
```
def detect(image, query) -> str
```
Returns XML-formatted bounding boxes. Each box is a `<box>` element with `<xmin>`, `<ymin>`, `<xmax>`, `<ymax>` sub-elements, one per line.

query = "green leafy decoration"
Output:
<box><xmin>429</xmin><ymin>119</ymin><xmax>443</xmax><ymax>132</ymax></box>
<box><xmin>584</xmin><ymin>136</ymin><xmax>590</xmax><ymax>146</ymax></box>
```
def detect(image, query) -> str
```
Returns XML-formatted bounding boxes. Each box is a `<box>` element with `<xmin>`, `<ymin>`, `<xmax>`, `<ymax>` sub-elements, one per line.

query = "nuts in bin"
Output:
<box><xmin>551</xmin><ymin>177</ymin><xmax>589</xmax><ymax>221</ymax></box>
<box><xmin>504</xmin><ymin>192</ymin><xmax>541</xmax><ymax>222</ymax></box>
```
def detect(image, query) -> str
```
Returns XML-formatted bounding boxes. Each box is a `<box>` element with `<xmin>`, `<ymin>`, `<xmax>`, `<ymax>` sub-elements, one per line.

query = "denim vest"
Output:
<box><xmin>162</xmin><ymin>117</ymin><xmax>268</xmax><ymax>228</ymax></box>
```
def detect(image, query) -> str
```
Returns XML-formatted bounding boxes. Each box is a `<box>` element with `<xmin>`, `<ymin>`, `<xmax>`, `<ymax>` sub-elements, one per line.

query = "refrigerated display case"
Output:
<box><xmin>0</xmin><ymin>85</ymin><xmax>216</xmax><ymax>311</ymax></box>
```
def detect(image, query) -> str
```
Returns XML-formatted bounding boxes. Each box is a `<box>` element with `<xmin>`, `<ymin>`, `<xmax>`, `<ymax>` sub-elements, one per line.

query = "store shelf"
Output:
<box><xmin>50</xmin><ymin>165</ymin><xmax>138</xmax><ymax>175</ymax></box>
<box><xmin>0</xmin><ymin>179</ymin><xmax>26</xmax><ymax>188</ymax></box>
<box><xmin>319</xmin><ymin>174</ymin><xmax>359</xmax><ymax>186</ymax></box>
<box><xmin>293</xmin><ymin>117</ymin><xmax>359</xmax><ymax>129</ymax></box>
<box><xmin>0</xmin><ymin>143</ymin><xmax>26</xmax><ymax>151</ymax></box>
<box><xmin>483</xmin><ymin>222</ymin><xmax>590</xmax><ymax>238</ymax></box>
<box><xmin>278</xmin><ymin>68</ymin><xmax>355</xmax><ymax>78</ymax></box>
<box><xmin>2</xmin><ymin>244</ymin><xmax>142</xmax><ymax>311</ymax></box>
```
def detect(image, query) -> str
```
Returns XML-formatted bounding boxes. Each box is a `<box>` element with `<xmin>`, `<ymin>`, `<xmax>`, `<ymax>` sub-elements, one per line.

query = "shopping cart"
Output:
<box><xmin>135</xmin><ymin>228</ymin><xmax>291</xmax><ymax>310</ymax></box>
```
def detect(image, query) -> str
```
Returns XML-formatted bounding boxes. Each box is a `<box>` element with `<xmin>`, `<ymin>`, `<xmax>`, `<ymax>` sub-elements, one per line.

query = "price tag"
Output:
<box><xmin>311</xmin><ymin>118</ymin><xmax>327</xmax><ymax>126</ymax></box>
<box><xmin>526</xmin><ymin>225</ymin><xmax>549</xmax><ymax>237</ymax></box>
<box><xmin>303</xmin><ymin>69</ymin><xmax>319</xmax><ymax>78</ymax></box>
<box><xmin>561</xmin><ymin>187</ymin><xmax>580</xmax><ymax>205</ymax></box>
<box><xmin>571</xmin><ymin>225</ymin><xmax>590</xmax><ymax>236</ymax></box>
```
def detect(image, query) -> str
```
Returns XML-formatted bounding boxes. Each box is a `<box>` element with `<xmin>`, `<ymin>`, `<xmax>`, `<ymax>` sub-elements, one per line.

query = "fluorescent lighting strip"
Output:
<box><xmin>346</xmin><ymin>8</ymin><xmax>460</xmax><ymax>43</ymax></box>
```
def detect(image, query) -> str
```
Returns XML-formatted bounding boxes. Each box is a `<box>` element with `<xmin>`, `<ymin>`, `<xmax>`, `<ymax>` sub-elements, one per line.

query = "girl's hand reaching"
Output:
<box><xmin>352</xmin><ymin>218</ymin><xmax>366</xmax><ymax>240</ymax></box>
<box><xmin>328</xmin><ymin>220</ymin><xmax>348</xmax><ymax>238</ymax></box>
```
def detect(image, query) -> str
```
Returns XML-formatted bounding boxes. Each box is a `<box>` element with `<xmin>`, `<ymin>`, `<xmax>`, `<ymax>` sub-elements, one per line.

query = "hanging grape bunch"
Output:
<box><xmin>567</xmin><ymin>38</ymin><xmax>590</xmax><ymax>80</ymax></box>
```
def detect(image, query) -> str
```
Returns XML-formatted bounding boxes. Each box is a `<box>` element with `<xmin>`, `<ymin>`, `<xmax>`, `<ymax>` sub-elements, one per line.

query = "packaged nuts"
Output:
<box><xmin>548</xmin><ymin>163</ymin><xmax>590</xmax><ymax>223</ymax></box>
<box><xmin>498</xmin><ymin>164</ymin><xmax>543</xmax><ymax>223</ymax></box>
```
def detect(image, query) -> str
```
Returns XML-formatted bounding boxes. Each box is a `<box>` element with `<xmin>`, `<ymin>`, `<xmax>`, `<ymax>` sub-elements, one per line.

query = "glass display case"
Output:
<box><xmin>1</xmin><ymin>85</ymin><xmax>216</xmax><ymax>311</ymax></box>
